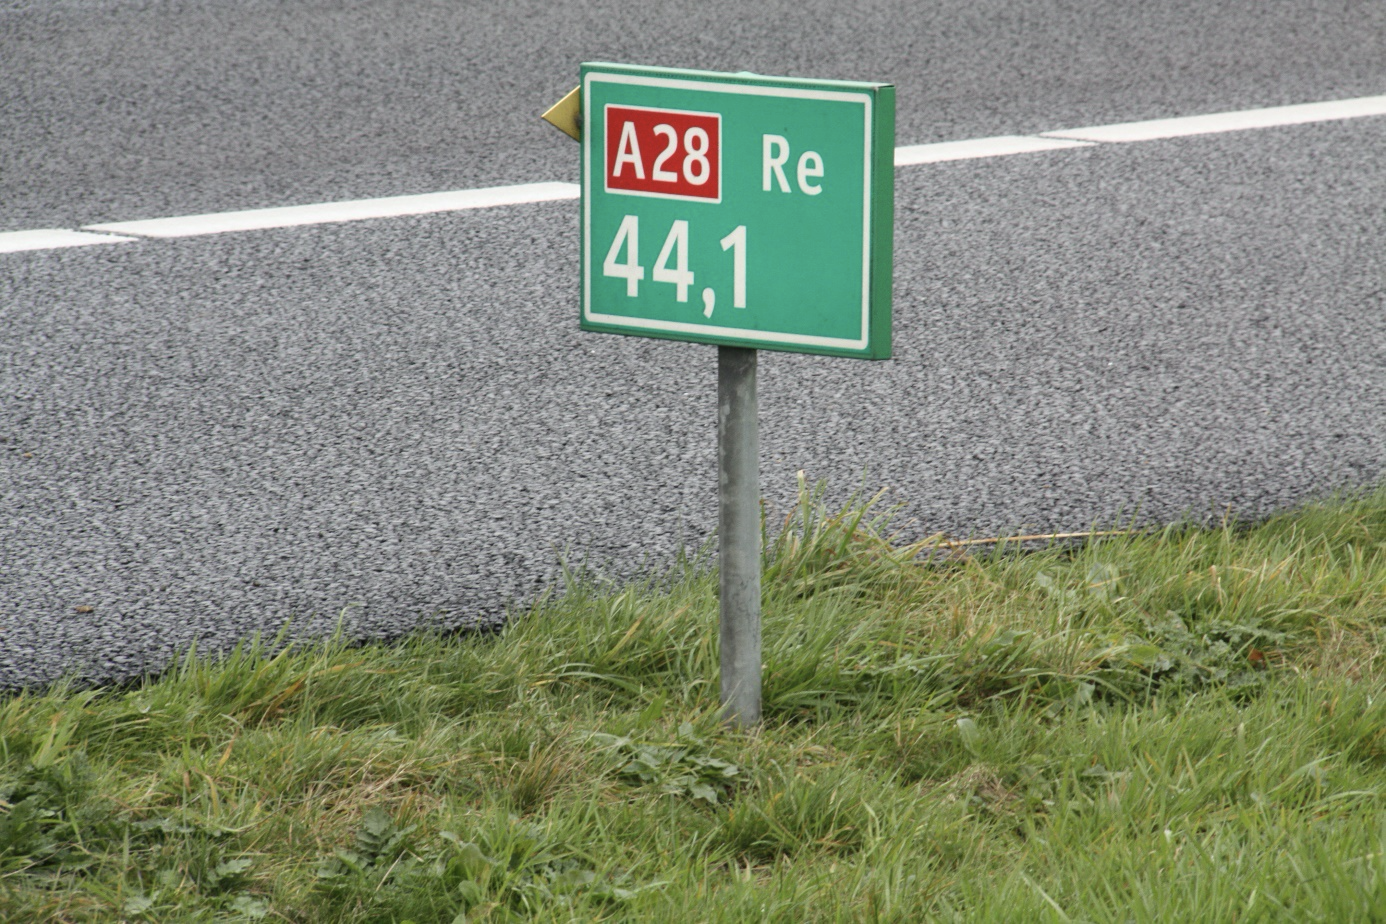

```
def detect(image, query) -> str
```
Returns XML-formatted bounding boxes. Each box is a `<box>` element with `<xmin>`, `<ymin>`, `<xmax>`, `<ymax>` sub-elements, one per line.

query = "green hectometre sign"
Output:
<box><xmin>580</xmin><ymin>63</ymin><xmax>894</xmax><ymax>359</ymax></box>
<box><xmin>546</xmin><ymin>62</ymin><xmax>897</xmax><ymax>725</ymax></box>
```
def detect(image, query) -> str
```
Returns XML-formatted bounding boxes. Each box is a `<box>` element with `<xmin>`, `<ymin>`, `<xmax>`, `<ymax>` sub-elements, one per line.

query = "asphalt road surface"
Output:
<box><xmin>3</xmin><ymin>0</ymin><xmax>1384</xmax><ymax>691</ymax></box>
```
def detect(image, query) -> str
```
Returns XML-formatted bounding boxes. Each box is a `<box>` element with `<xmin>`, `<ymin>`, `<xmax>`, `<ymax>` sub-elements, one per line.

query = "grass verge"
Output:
<box><xmin>4</xmin><ymin>480</ymin><xmax>1386</xmax><ymax>921</ymax></box>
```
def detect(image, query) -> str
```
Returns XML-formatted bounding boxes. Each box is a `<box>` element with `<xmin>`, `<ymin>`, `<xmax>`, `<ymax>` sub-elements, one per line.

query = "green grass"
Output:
<box><xmin>6</xmin><ymin>479</ymin><xmax>1386</xmax><ymax>922</ymax></box>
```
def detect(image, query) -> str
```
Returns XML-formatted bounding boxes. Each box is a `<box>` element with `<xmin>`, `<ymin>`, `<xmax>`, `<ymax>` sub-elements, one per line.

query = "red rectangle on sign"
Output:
<box><xmin>604</xmin><ymin>105</ymin><xmax>721</xmax><ymax>202</ymax></box>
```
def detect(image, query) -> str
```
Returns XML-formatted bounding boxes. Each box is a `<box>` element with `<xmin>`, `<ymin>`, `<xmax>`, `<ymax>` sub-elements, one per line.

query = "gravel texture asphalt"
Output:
<box><xmin>4</xmin><ymin>0</ymin><xmax>1385</xmax><ymax>230</ymax></box>
<box><xmin>2</xmin><ymin>0</ymin><xmax>1384</xmax><ymax>690</ymax></box>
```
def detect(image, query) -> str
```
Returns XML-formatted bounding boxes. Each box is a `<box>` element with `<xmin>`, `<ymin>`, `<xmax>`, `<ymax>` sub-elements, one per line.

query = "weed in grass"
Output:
<box><xmin>588</xmin><ymin>721</ymin><xmax>742</xmax><ymax>805</ymax></box>
<box><xmin>315</xmin><ymin>805</ymin><xmax>417</xmax><ymax>884</ymax></box>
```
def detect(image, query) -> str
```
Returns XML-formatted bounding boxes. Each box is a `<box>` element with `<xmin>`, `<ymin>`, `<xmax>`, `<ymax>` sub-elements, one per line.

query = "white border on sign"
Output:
<box><xmin>583</xmin><ymin>71</ymin><xmax>874</xmax><ymax>352</ymax></box>
<box><xmin>602</xmin><ymin>103</ymin><xmax>724</xmax><ymax>204</ymax></box>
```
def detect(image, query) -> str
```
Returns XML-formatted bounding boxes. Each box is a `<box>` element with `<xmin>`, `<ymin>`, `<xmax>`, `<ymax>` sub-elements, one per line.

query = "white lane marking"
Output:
<box><xmin>0</xmin><ymin>228</ymin><xmax>137</xmax><ymax>254</ymax></box>
<box><xmin>895</xmin><ymin>135</ymin><xmax>1093</xmax><ymax>165</ymax></box>
<box><xmin>84</xmin><ymin>182</ymin><xmax>581</xmax><ymax>238</ymax></box>
<box><xmin>1043</xmin><ymin>94</ymin><xmax>1386</xmax><ymax>143</ymax></box>
<box><xmin>3</xmin><ymin>92</ymin><xmax>1383</xmax><ymax>255</ymax></box>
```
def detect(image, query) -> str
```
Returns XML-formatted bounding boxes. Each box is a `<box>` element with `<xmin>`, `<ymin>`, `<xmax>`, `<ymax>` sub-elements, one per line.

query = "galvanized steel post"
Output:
<box><xmin>717</xmin><ymin>345</ymin><xmax>761</xmax><ymax>727</ymax></box>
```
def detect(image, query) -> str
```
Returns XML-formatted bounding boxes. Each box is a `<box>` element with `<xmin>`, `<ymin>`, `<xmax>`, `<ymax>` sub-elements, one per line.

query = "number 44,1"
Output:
<box><xmin>602</xmin><ymin>216</ymin><xmax>746</xmax><ymax>319</ymax></box>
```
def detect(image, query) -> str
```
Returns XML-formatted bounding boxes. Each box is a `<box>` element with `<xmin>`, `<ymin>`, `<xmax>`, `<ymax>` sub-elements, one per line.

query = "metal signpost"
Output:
<box><xmin>549</xmin><ymin>63</ymin><xmax>894</xmax><ymax>727</ymax></box>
